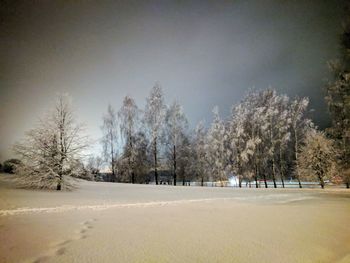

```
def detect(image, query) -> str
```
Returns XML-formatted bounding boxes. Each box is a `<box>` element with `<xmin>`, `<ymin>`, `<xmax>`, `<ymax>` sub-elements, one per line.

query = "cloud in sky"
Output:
<box><xmin>0</xmin><ymin>0</ymin><xmax>346</xmax><ymax>160</ymax></box>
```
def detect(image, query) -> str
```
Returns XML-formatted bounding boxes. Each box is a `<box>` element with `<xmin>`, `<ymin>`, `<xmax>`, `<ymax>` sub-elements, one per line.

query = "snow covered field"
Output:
<box><xmin>1</xmin><ymin>175</ymin><xmax>350</xmax><ymax>263</ymax></box>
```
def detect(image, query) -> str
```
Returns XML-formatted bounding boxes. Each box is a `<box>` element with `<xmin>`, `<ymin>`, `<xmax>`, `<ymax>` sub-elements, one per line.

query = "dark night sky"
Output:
<box><xmin>0</xmin><ymin>0</ymin><xmax>346</xmax><ymax>161</ymax></box>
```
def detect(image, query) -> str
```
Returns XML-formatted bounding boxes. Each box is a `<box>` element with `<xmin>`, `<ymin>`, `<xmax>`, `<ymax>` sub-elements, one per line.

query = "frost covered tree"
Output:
<box><xmin>228</xmin><ymin>103</ymin><xmax>247</xmax><ymax>187</ymax></box>
<box><xmin>118</xmin><ymin>96</ymin><xmax>140</xmax><ymax>184</ymax></box>
<box><xmin>192</xmin><ymin>121</ymin><xmax>208</xmax><ymax>186</ymax></box>
<box><xmin>164</xmin><ymin>101</ymin><xmax>188</xmax><ymax>185</ymax></box>
<box><xmin>101</xmin><ymin>104</ymin><xmax>118</xmax><ymax>182</ymax></box>
<box><xmin>297</xmin><ymin>131</ymin><xmax>338</xmax><ymax>189</ymax></box>
<box><xmin>144</xmin><ymin>83</ymin><xmax>166</xmax><ymax>185</ymax></box>
<box><xmin>230</xmin><ymin>91</ymin><xmax>263</xmax><ymax>188</ymax></box>
<box><xmin>264</xmin><ymin>90</ymin><xmax>292</xmax><ymax>188</ymax></box>
<box><xmin>275</xmin><ymin>95</ymin><xmax>291</xmax><ymax>188</ymax></box>
<box><xmin>326</xmin><ymin>14</ymin><xmax>350</xmax><ymax>188</ymax></box>
<box><xmin>252</xmin><ymin>91</ymin><xmax>274</xmax><ymax>188</ymax></box>
<box><xmin>260</xmin><ymin>89</ymin><xmax>280</xmax><ymax>188</ymax></box>
<box><xmin>13</xmin><ymin>94</ymin><xmax>89</xmax><ymax>190</ymax></box>
<box><xmin>290</xmin><ymin>97</ymin><xmax>314</xmax><ymax>188</ymax></box>
<box><xmin>238</xmin><ymin>91</ymin><xmax>270</xmax><ymax>188</ymax></box>
<box><xmin>206</xmin><ymin>106</ymin><xmax>228</xmax><ymax>186</ymax></box>
<box><xmin>228</xmin><ymin>89</ymin><xmax>307</xmax><ymax>188</ymax></box>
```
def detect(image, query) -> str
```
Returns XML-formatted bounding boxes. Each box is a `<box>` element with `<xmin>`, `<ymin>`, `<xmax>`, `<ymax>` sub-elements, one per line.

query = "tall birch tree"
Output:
<box><xmin>118</xmin><ymin>96</ymin><xmax>139</xmax><ymax>184</ymax></box>
<box><xmin>164</xmin><ymin>101</ymin><xmax>188</xmax><ymax>185</ymax></box>
<box><xmin>101</xmin><ymin>104</ymin><xmax>118</xmax><ymax>182</ymax></box>
<box><xmin>144</xmin><ymin>83</ymin><xmax>166</xmax><ymax>185</ymax></box>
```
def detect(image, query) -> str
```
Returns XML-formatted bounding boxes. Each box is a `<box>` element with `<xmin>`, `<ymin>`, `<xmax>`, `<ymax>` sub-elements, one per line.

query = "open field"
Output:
<box><xmin>0</xmin><ymin>174</ymin><xmax>350</xmax><ymax>263</ymax></box>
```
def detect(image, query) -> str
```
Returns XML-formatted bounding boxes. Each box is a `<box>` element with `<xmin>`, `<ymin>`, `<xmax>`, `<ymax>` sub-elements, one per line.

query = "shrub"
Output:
<box><xmin>3</xmin><ymin>159</ymin><xmax>21</xmax><ymax>174</ymax></box>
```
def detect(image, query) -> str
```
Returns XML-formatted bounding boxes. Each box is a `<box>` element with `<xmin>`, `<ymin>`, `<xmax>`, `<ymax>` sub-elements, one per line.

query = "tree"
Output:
<box><xmin>133</xmin><ymin>131</ymin><xmax>151</xmax><ymax>183</ymax></box>
<box><xmin>326</xmin><ymin>13</ymin><xmax>350</xmax><ymax>188</ymax></box>
<box><xmin>275</xmin><ymin>95</ymin><xmax>291</xmax><ymax>188</ymax></box>
<box><xmin>118</xmin><ymin>96</ymin><xmax>140</xmax><ymax>184</ymax></box>
<box><xmin>297</xmin><ymin>131</ymin><xmax>338</xmax><ymax>189</ymax></box>
<box><xmin>13</xmin><ymin>94</ymin><xmax>88</xmax><ymax>190</ymax></box>
<box><xmin>263</xmin><ymin>90</ymin><xmax>292</xmax><ymax>188</ymax></box>
<box><xmin>228</xmin><ymin>103</ymin><xmax>246</xmax><ymax>188</ymax></box>
<box><xmin>144</xmin><ymin>83</ymin><xmax>166</xmax><ymax>185</ymax></box>
<box><xmin>192</xmin><ymin>121</ymin><xmax>208</xmax><ymax>186</ymax></box>
<box><xmin>290</xmin><ymin>97</ymin><xmax>313</xmax><ymax>188</ymax></box>
<box><xmin>164</xmin><ymin>101</ymin><xmax>188</xmax><ymax>185</ymax></box>
<box><xmin>86</xmin><ymin>155</ymin><xmax>103</xmax><ymax>176</ymax></box>
<box><xmin>177</xmin><ymin>133</ymin><xmax>192</xmax><ymax>185</ymax></box>
<box><xmin>229</xmin><ymin>89</ymin><xmax>303</xmax><ymax>189</ymax></box>
<box><xmin>206</xmin><ymin>106</ymin><xmax>228</xmax><ymax>186</ymax></box>
<box><xmin>230</xmin><ymin>91</ymin><xmax>262</xmax><ymax>188</ymax></box>
<box><xmin>101</xmin><ymin>104</ymin><xmax>118</xmax><ymax>182</ymax></box>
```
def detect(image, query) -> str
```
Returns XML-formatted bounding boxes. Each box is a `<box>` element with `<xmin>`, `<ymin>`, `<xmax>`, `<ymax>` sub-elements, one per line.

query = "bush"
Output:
<box><xmin>3</xmin><ymin>159</ymin><xmax>22</xmax><ymax>174</ymax></box>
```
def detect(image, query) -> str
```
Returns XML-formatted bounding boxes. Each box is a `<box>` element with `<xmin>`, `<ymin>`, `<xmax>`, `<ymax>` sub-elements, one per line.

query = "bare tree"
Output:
<box><xmin>144</xmin><ymin>83</ymin><xmax>166</xmax><ymax>185</ymax></box>
<box><xmin>118</xmin><ymin>96</ymin><xmax>139</xmax><ymax>184</ymax></box>
<box><xmin>177</xmin><ymin>133</ymin><xmax>192</xmax><ymax>186</ymax></box>
<box><xmin>13</xmin><ymin>94</ymin><xmax>89</xmax><ymax>190</ymax></box>
<box><xmin>164</xmin><ymin>101</ymin><xmax>188</xmax><ymax>185</ymax></box>
<box><xmin>192</xmin><ymin>121</ymin><xmax>208</xmax><ymax>186</ymax></box>
<box><xmin>101</xmin><ymin>104</ymin><xmax>118</xmax><ymax>182</ymax></box>
<box><xmin>87</xmin><ymin>155</ymin><xmax>103</xmax><ymax>176</ymax></box>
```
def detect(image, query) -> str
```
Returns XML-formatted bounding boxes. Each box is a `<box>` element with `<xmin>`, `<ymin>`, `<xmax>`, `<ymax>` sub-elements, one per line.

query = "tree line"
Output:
<box><xmin>8</xmin><ymin>17</ymin><xmax>349</xmax><ymax>190</ymax></box>
<box><xmin>9</xmin><ymin>82</ymin><xmax>348</xmax><ymax>190</ymax></box>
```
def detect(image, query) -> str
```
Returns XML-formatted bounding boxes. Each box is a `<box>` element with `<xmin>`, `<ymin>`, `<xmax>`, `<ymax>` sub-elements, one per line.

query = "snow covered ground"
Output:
<box><xmin>0</xmin><ymin>174</ymin><xmax>350</xmax><ymax>263</ymax></box>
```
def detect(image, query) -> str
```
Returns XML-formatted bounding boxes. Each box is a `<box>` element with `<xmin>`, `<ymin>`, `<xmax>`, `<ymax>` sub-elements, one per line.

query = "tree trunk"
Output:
<box><xmin>154</xmin><ymin>139</ymin><xmax>158</xmax><ymax>185</ymax></box>
<box><xmin>129</xmin><ymin>132</ymin><xmax>135</xmax><ymax>184</ymax></box>
<box><xmin>279</xmin><ymin>145</ymin><xmax>285</xmax><ymax>188</ymax></box>
<box><xmin>297</xmin><ymin>177</ymin><xmax>302</xmax><ymax>188</ymax></box>
<box><xmin>318</xmin><ymin>175</ymin><xmax>325</xmax><ymax>189</ymax></box>
<box><xmin>346</xmin><ymin>182</ymin><xmax>350</xmax><ymax>189</ymax></box>
<box><xmin>294</xmin><ymin>127</ymin><xmax>302</xmax><ymax>188</ymax></box>
<box><xmin>173</xmin><ymin>145</ymin><xmax>177</xmax><ymax>186</ymax></box>
<box><xmin>270</xmin><ymin>119</ymin><xmax>277</xmax><ymax>188</ymax></box>
<box><xmin>57</xmin><ymin>156</ymin><xmax>64</xmax><ymax>191</ymax></box>
<box><xmin>57</xmin><ymin>102</ymin><xmax>65</xmax><ymax>191</ymax></box>
<box><xmin>131</xmin><ymin>171</ymin><xmax>135</xmax><ymax>184</ymax></box>
<box><xmin>272</xmin><ymin>159</ymin><xmax>277</xmax><ymax>188</ymax></box>
<box><xmin>110</xmin><ymin>131</ymin><xmax>116</xmax><ymax>182</ymax></box>
<box><xmin>201</xmin><ymin>177</ymin><xmax>204</xmax><ymax>187</ymax></box>
<box><xmin>111</xmin><ymin>159</ymin><xmax>115</xmax><ymax>182</ymax></box>
<box><xmin>263</xmin><ymin>173</ymin><xmax>268</xmax><ymax>188</ymax></box>
<box><xmin>255</xmin><ymin>165</ymin><xmax>259</xmax><ymax>188</ymax></box>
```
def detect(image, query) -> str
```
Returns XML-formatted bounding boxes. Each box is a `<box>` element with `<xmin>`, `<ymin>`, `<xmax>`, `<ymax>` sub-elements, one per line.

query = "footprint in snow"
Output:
<box><xmin>31</xmin><ymin>218</ymin><xmax>97</xmax><ymax>262</ymax></box>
